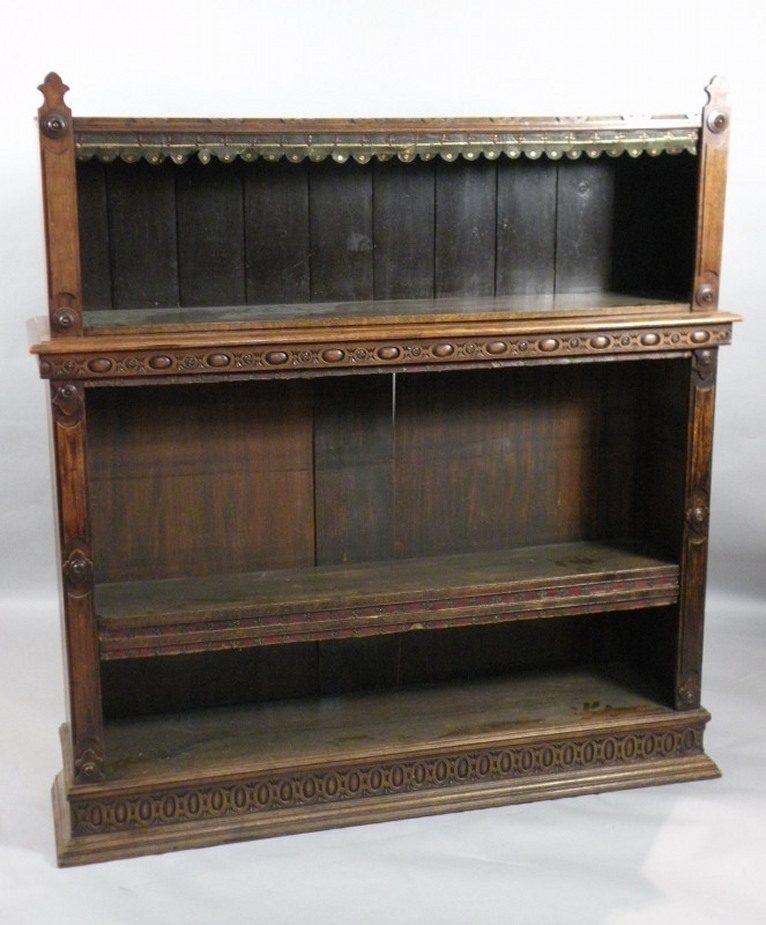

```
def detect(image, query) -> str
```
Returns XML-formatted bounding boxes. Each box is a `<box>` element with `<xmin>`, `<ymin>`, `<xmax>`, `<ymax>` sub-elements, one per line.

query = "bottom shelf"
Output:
<box><xmin>53</xmin><ymin>665</ymin><xmax>720</xmax><ymax>865</ymax></box>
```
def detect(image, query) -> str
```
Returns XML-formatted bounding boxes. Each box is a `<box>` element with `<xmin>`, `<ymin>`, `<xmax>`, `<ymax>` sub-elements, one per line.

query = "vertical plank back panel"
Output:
<box><xmin>636</xmin><ymin>358</ymin><xmax>690</xmax><ymax>556</ymax></box>
<box><xmin>555</xmin><ymin>159</ymin><xmax>614</xmax><ymax>292</ymax></box>
<box><xmin>87</xmin><ymin>381</ymin><xmax>315</xmax><ymax>582</ymax></box>
<box><xmin>594</xmin><ymin>362</ymin><xmax>642</xmax><ymax>539</ymax></box>
<box><xmin>496</xmin><ymin>159</ymin><xmax>557</xmax><ymax>295</ymax></box>
<box><xmin>314</xmin><ymin>375</ymin><xmax>394</xmax><ymax>565</ymax></box>
<box><xmin>393</xmin><ymin>367</ymin><xmax>611</xmax><ymax>559</ymax></box>
<box><xmin>373</xmin><ymin>159</ymin><xmax>435</xmax><ymax>299</ymax></box>
<box><xmin>76</xmin><ymin>160</ymin><xmax>112</xmax><ymax>309</ymax></box>
<box><xmin>309</xmin><ymin>160</ymin><xmax>374</xmax><ymax>302</ymax></box>
<box><xmin>244</xmin><ymin>159</ymin><xmax>311</xmax><ymax>304</ymax></box>
<box><xmin>107</xmin><ymin>160</ymin><xmax>180</xmax><ymax>309</ymax></box>
<box><xmin>176</xmin><ymin>159</ymin><xmax>246</xmax><ymax>307</ymax></box>
<box><xmin>434</xmin><ymin>159</ymin><xmax>497</xmax><ymax>297</ymax></box>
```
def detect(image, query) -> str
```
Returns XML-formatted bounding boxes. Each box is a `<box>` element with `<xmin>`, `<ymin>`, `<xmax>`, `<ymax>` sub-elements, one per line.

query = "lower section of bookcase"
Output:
<box><xmin>51</xmin><ymin>667</ymin><xmax>720</xmax><ymax>866</ymax></box>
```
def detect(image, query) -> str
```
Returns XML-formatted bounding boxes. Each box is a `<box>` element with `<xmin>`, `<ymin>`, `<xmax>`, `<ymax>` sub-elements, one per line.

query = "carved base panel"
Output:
<box><xmin>52</xmin><ymin>708</ymin><xmax>719</xmax><ymax>866</ymax></box>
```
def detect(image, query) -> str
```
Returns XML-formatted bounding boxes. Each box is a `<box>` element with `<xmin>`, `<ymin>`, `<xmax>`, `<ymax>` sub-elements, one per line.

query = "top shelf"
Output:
<box><xmin>81</xmin><ymin>292</ymin><xmax>689</xmax><ymax>336</ymax></box>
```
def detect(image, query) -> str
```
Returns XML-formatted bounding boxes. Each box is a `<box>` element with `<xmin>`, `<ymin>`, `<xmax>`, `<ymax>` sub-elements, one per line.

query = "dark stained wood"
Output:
<box><xmin>244</xmin><ymin>159</ymin><xmax>310</xmax><ymax>304</ymax></box>
<box><xmin>309</xmin><ymin>160</ymin><xmax>374</xmax><ymax>302</ymax></box>
<box><xmin>635</xmin><ymin>358</ymin><xmax>690</xmax><ymax>556</ymax></box>
<box><xmin>99</xmin><ymin>665</ymin><xmax>677</xmax><ymax>780</ymax></box>
<box><xmin>77</xmin><ymin>292</ymin><xmax>696</xmax><ymax>335</ymax></box>
<box><xmin>314</xmin><ymin>375</ymin><xmax>394</xmax><ymax>565</ymax></box>
<box><xmin>33</xmin><ymin>76</ymin><xmax>735</xmax><ymax>865</ymax></box>
<box><xmin>496</xmin><ymin>158</ymin><xmax>557</xmax><ymax>295</ymax></box>
<box><xmin>49</xmin><ymin>381</ymin><xmax>104</xmax><ymax>781</ymax></box>
<box><xmin>555</xmin><ymin>159</ymin><xmax>614</xmax><ymax>292</ymax></box>
<box><xmin>434</xmin><ymin>158</ymin><xmax>497</xmax><ymax>297</ymax></box>
<box><xmin>676</xmin><ymin>349</ymin><xmax>719</xmax><ymax>709</ymax></box>
<box><xmin>37</xmin><ymin>73</ymin><xmax>83</xmax><ymax>335</ymax></box>
<box><xmin>611</xmin><ymin>153</ymin><xmax>698</xmax><ymax>300</ymax></box>
<box><xmin>86</xmin><ymin>380</ymin><xmax>315</xmax><ymax>581</ymax></box>
<box><xmin>107</xmin><ymin>160</ymin><xmax>180</xmax><ymax>310</ymax></box>
<box><xmin>76</xmin><ymin>160</ymin><xmax>112</xmax><ymax>310</ymax></box>
<box><xmin>393</xmin><ymin>366</ymin><xmax>614</xmax><ymax>557</ymax></box>
<box><xmin>694</xmin><ymin>76</ymin><xmax>730</xmax><ymax>311</ymax></box>
<box><xmin>397</xmin><ymin>617</ymin><xmax>596</xmax><ymax>689</ymax></box>
<box><xmin>318</xmin><ymin>636</ymin><xmax>401</xmax><ymax>697</ymax></box>
<box><xmin>95</xmin><ymin>540</ymin><xmax>680</xmax><ymax>658</ymax></box>
<box><xmin>594</xmin><ymin>362</ymin><xmax>642</xmax><ymax>540</ymax></box>
<box><xmin>176</xmin><ymin>158</ymin><xmax>246</xmax><ymax>307</ymax></box>
<box><xmin>373</xmin><ymin>159</ymin><xmax>435</xmax><ymax>299</ymax></box>
<box><xmin>102</xmin><ymin>643</ymin><xmax>320</xmax><ymax>718</ymax></box>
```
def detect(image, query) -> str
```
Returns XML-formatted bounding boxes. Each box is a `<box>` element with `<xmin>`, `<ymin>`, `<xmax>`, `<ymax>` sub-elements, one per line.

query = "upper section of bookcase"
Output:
<box><xmin>33</xmin><ymin>73</ymin><xmax>733</xmax><ymax>356</ymax></box>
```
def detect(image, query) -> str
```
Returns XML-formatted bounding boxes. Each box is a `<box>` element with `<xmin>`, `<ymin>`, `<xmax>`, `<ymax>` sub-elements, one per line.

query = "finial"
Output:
<box><xmin>38</xmin><ymin>73</ymin><xmax>72</xmax><ymax>140</ymax></box>
<box><xmin>703</xmin><ymin>76</ymin><xmax>729</xmax><ymax>135</ymax></box>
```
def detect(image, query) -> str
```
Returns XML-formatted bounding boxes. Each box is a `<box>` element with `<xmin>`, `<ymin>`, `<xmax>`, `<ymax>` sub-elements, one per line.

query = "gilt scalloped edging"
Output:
<box><xmin>36</xmin><ymin>323</ymin><xmax>733</xmax><ymax>381</ymax></box>
<box><xmin>74</xmin><ymin>129</ymin><xmax>698</xmax><ymax>165</ymax></box>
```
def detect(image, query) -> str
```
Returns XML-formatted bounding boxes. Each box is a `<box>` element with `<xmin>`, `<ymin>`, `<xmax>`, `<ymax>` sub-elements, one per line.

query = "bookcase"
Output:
<box><xmin>31</xmin><ymin>73</ymin><xmax>738</xmax><ymax>865</ymax></box>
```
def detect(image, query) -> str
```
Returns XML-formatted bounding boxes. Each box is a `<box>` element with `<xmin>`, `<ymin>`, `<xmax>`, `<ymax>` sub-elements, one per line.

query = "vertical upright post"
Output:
<box><xmin>38</xmin><ymin>73</ymin><xmax>83</xmax><ymax>336</ymax></box>
<box><xmin>50</xmin><ymin>381</ymin><xmax>104</xmax><ymax>782</ymax></box>
<box><xmin>693</xmin><ymin>75</ymin><xmax>730</xmax><ymax>312</ymax></box>
<box><xmin>676</xmin><ymin>348</ymin><xmax>718</xmax><ymax>709</ymax></box>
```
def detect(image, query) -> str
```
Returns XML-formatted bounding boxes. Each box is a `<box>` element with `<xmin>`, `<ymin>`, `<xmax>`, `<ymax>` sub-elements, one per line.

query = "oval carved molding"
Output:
<box><xmin>38</xmin><ymin>324</ymin><xmax>734</xmax><ymax>381</ymax></box>
<box><xmin>70</xmin><ymin>721</ymin><xmax>706</xmax><ymax>837</ymax></box>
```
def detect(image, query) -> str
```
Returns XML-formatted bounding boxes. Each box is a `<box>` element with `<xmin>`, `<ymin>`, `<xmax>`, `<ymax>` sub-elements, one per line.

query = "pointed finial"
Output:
<box><xmin>704</xmin><ymin>75</ymin><xmax>729</xmax><ymax>135</ymax></box>
<box><xmin>38</xmin><ymin>73</ymin><xmax>72</xmax><ymax>140</ymax></box>
<box><xmin>39</xmin><ymin>72</ymin><xmax>70</xmax><ymax>109</ymax></box>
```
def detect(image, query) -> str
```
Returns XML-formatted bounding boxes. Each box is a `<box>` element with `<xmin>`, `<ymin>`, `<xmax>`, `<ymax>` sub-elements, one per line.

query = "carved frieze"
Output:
<box><xmin>37</xmin><ymin>323</ymin><xmax>734</xmax><ymax>382</ymax></box>
<box><xmin>70</xmin><ymin>719</ymin><xmax>707</xmax><ymax>837</ymax></box>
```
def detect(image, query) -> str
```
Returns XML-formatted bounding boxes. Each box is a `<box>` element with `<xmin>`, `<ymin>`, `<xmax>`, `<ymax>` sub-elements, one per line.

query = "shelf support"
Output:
<box><xmin>49</xmin><ymin>381</ymin><xmax>104</xmax><ymax>782</ymax></box>
<box><xmin>676</xmin><ymin>348</ymin><xmax>718</xmax><ymax>709</ymax></box>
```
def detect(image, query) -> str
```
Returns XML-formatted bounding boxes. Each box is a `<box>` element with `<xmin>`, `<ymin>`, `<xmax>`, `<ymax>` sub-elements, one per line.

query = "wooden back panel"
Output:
<box><xmin>86</xmin><ymin>359</ymin><xmax>686</xmax><ymax>583</ymax></box>
<box><xmin>76</xmin><ymin>154</ymin><xmax>699</xmax><ymax>313</ymax></box>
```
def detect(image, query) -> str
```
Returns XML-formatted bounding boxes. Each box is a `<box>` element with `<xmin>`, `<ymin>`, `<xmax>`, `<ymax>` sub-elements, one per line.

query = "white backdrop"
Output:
<box><xmin>1</xmin><ymin>2</ymin><xmax>765</xmax><ymax>922</ymax></box>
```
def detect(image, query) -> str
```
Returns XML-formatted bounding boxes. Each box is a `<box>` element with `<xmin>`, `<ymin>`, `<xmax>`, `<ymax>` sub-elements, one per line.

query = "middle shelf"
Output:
<box><xmin>96</xmin><ymin>539</ymin><xmax>680</xmax><ymax>659</ymax></box>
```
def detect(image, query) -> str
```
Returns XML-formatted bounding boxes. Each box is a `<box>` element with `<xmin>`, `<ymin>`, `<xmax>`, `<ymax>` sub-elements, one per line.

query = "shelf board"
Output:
<box><xmin>55</xmin><ymin>662</ymin><xmax>719</xmax><ymax>865</ymax></box>
<box><xmin>100</xmin><ymin>663</ymin><xmax>675</xmax><ymax>784</ymax></box>
<box><xmin>81</xmin><ymin>292</ymin><xmax>688</xmax><ymax>336</ymax></box>
<box><xmin>96</xmin><ymin>540</ymin><xmax>679</xmax><ymax>659</ymax></box>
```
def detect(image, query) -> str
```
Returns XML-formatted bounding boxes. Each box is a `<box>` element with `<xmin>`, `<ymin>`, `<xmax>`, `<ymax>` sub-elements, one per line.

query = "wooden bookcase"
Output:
<box><xmin>31</xmin><ymin>73</ymin><xmax>738</xmax><ymax>865</ymax></box>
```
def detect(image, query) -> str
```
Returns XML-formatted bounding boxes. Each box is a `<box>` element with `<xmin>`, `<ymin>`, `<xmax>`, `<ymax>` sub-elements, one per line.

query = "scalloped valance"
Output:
<box><xmin>73</xmin><ymin>124</ymin><xmax>699</xmax><ymax>165</ymax></box>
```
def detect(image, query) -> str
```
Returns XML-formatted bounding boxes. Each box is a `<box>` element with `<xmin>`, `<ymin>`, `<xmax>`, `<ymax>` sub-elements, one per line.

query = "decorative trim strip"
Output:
<box><xmin>37</xmin><ymin>323</ymin><xmax>733</xmax><ymax>381</ymax></box>
<box><xmin>74</xmin><ymin>128</ymin><xmax>699</xmax><ymax>165</ymax></box>
<box><xmin>69</xmin><ymin>719</ymin><xmax>707</xmax><ymax>837</ymax></box>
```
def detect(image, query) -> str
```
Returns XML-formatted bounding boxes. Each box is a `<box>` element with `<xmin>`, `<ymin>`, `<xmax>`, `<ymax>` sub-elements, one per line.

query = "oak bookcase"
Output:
<box><xmin>31</xmin><ymin>74</ymin><xmax>738</xmax><ymax>864</ymax></box>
